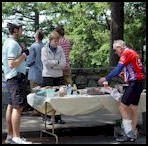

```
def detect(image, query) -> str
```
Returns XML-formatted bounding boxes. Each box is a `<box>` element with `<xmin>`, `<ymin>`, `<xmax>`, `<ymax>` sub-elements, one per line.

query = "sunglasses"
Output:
<box><xmin>113</xmin><ymin>49</ymin><xmax>117</xmax><ymax>54</ymax></box>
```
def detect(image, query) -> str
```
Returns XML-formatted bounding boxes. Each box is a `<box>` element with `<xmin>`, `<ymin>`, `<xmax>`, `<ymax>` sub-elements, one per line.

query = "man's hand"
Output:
<box><xmin>21</xmin><ymin>49</ymin><xmax>29</xmax><ymax>56</ymax></box>
<box><xmin>119</xmin><ymin>71</ymin><xmax>124</xmax><ymax>79</ymax></box>
<box><xmin>98</xmin><ymin>77</ymin><xmax>106</xmax><ymax>85</ymax></box>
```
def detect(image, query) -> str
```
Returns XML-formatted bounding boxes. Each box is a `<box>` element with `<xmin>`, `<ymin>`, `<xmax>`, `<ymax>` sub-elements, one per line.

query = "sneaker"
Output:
<box><xmin>5</xmin><ymin>136</ymin><xmax>28</xmax><ymax>144</ymax></box>
<box><xmin>114</xmin><ymin>126</ymin><xmax>125</xmax><ymax>138</ymax></box>
<box><xmin>127</xmin><ymin>129</ymin><xmax>137</xmax><ymax>139</ymax></box>
<box><xmin>116</xmin><ymin>135</ymin><xmax>136</xmax><ymax>142</ymax></box>
<box><xmin>116</xmin><ymin>129</ymin><xmax>138</xmax><ymax>143</ymax></box>
<box><xmin>11</xmin><ymin>137</ymin><xmax>32</xmax><ymax>144</ymax></box>
<box><xmin>56</xmin><ymin>119</ymin><xmax>65</xmax><ymax>124</ymax></box>
<box><xmin>43</xmin><ymin>119</ymin><xmax>54</xmax><ymax>125</ymax></box>
<box><xmin>43</xmin><ymin>116</ymin><xmax>54</xmax><ymax>125</ymax></box>
<box><xmin>5</xmin><ymin>135</ymin><xmax>12</xmax><ymax>144</ymax></box>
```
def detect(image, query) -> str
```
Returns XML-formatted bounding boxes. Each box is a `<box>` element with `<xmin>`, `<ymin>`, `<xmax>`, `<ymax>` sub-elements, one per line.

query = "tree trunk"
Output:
<box><xmin>110</xmin><ymin>2</ymin><xmax>124</xmax><ymax>67</ymax></box>
<box><xmin>34</xmin><ymin>10</ymin><xmax>39</xmax><ymax>32</ymax></box>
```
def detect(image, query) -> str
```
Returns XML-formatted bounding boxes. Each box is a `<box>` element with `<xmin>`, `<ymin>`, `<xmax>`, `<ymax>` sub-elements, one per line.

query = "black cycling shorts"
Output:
<box><xmin>121</xmin><ymin>80</ymin><xmax>144</xmax><ymax>106</ymax></box>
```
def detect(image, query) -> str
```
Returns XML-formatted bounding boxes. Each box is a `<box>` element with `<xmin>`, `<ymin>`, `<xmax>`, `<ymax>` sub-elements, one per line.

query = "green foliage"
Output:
<box><xmin>2</xmin><ymin>2</ymin><xmax>146</xmax><ymax>67</ymax></box>
<box><xmin>89</xmin><ymin>43</ymin><xmax>110</xmax><ymax>67</ymax></box>
<box><xmin>124</xmin><ymin>2</ymin><xmax>146</xmax><ymax>51</ymax></box>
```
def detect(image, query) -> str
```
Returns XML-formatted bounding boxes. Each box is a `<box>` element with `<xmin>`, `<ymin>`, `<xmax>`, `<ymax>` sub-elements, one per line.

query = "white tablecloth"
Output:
<box><xmin>27</xmin><ymin>93</ymin><xmax>146</xmax><ymax>116</ymax></box>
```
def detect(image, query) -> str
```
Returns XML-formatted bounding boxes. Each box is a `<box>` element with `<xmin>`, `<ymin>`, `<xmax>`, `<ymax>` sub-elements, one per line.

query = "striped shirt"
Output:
<box><xmin>58</xmin><ymin>37</ymin><xmax>72</xmax><ymax>69</ymax></box>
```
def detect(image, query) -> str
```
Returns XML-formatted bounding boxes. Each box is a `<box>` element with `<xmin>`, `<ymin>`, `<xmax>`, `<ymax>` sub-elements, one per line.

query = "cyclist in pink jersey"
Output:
<box><xmin>98</xmin><ymin>40</ymin><xmax>145</xmax><ymax>142</ymax></box>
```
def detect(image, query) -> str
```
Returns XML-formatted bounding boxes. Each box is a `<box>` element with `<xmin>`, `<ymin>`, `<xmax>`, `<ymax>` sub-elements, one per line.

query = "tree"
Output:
<box><xmin>124</xmin><ymin>2</ymin><xmax>146</xmax><ymax>66</ymax></box>
<box><xmin>2</xmin><ymin>2</ymin><xmax>55</xmax><ymax>46</ymax></box>
<box><xmin>110</xmin><ymin>2</ymin><xmax>124</xmax><ymax>67</ymax></box>
<box><xmin>2</xmin><ymin>2</ymin><xmax>146</xmax><ymax>67</ymax></box>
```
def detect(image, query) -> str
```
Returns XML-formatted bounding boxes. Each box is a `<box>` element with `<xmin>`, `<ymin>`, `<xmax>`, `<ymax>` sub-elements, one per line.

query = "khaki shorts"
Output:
<box><xmin>6</xmin><ymin>75</ymin><xmax>28</xmax><ymax>108</ymax></box>
<box><xmin>63</xmin><ymin>68</ymin><xmax>73</xmax><ymax>85</ymax></box>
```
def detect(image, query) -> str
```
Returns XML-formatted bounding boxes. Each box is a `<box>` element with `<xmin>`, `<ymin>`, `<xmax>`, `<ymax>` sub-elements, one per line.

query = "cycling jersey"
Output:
<box><xmin>106</xmin><ymin>48</ymin><xmax>145</xmax><ymax>82</ymax></box>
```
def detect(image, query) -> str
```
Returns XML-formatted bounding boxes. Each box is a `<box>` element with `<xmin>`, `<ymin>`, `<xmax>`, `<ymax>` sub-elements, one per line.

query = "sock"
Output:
<box><xmin>122</xmin><ymin>119</ymin><xmax>132</xmax><ymax>134</ymax></box>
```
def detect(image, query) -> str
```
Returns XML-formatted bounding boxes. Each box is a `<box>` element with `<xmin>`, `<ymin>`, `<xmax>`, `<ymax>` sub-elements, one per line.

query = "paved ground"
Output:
<box><xmin>2</xmin><ymin>135</ymin><xmax>146</xmax><ymax>144</ymax></box>
<box><xmin>2</xmin><ymin>109</ymin><xmax>121</xmax><ymax>134</ymax></box>
<box><xmin>2</xmin><ymin>108</ymin><xmax>146</xmax><ymax>144</ymax></box>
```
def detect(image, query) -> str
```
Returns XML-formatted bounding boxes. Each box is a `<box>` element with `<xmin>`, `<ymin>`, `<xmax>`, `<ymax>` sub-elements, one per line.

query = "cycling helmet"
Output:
<box><xmin>7</xmin><ymin>20</ymin><xmax>23</xmax><ymax>29</ymax></box>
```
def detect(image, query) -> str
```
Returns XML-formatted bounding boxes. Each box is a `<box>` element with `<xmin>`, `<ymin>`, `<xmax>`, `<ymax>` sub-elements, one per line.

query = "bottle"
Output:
<box><xmin>67</xmin><ymin>84</ymin><xmax>72</xmax><ymax>95</ymax></box>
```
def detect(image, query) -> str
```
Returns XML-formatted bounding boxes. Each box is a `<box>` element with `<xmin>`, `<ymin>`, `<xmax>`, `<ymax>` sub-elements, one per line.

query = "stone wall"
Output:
<box><xmin>71</xmin><ymin>67</ymin><xmax>124</xmax><ymax>89</ymax></box>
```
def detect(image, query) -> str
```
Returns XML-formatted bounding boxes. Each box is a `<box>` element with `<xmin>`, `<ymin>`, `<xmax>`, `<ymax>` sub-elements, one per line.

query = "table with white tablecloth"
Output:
<box><xmin>27</xmin><ymin>92</ymin><xmax>146</xmax><ymax>116</ymax></box>
<box><xmin>27</xmin><ymin>92</ymin><xmax>146</xmax><ymax>144</ymax></box>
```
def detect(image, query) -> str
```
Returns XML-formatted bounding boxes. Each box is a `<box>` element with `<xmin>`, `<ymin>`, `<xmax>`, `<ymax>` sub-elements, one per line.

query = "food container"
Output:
<box><xmin>59</xmin><ymin>86</ymin><xmax>67</xmax><ymax>97</ymax></box>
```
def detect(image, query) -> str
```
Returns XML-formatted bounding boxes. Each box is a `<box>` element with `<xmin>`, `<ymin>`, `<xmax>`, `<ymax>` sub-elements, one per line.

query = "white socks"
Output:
<box><xmin>122</xmin><ymin>119</ymin><xmax>132</xmax><ymax>134</ymax></box>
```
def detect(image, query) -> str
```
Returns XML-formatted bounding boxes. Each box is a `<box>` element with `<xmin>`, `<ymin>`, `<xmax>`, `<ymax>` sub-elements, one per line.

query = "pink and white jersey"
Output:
<box><xmin>58</xmin><ymin>37</ymin><xmax>72</xmax><ymax>69</ymax></box>
<box><xmin>119</xmin><ymin>48</ymin><xmax>145</xmax><ymax>82</ymax></box>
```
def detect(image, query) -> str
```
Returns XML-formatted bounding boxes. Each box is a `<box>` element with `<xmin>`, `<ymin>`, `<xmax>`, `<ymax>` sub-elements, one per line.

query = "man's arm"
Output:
<box><xmin>105</xmin><ymin>63</ymin><xmax>125</xmax><ymax>81</ymax></box>
<box><xmin>98</xmin><ymin>63</ymin><xmax>125</xmax><ymax>85</ymax></box>
<box><xmin>8</xmin><ymin>53</ymin><xmax>27</xmax><ymax>69</ymax></box>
